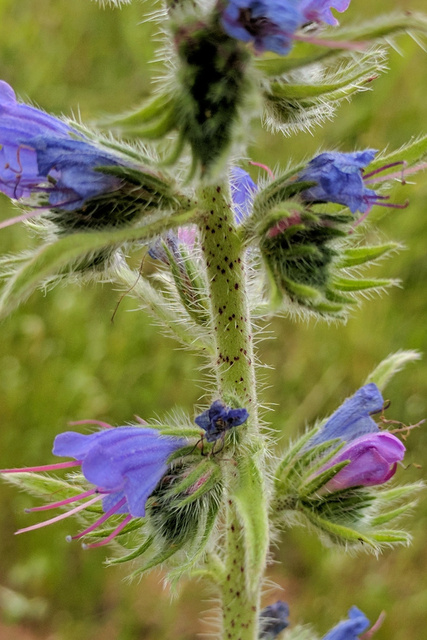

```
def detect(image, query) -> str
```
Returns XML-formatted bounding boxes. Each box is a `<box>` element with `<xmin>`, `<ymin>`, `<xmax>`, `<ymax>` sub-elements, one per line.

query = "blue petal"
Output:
<box><xmin>321</xmin><ymin>606</ymin><xmax>370</xmax><ymax>640</ymax></box>
<box><xmin>306</xmin><ymin>383</ymin><xmax>383</xmax><ymax>449</ymax></box>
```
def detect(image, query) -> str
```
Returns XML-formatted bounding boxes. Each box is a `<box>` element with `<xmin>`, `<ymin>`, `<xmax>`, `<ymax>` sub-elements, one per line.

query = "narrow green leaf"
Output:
<box><xmin>370</xmin><ymin>502</ymin><xmax>418</xmax><ymax>527</ymax></box>
<box><xmin>100</xmin><ymin>92</ymin><xmax>174</xmax><ymax>128</ymax></box>
<box><xmin>332</xmin><ymin>276</ymin><xmax>397</xmax><ymax>292</ymax></box>
<box><xmin>107</xmin><ymin>536</ymin><xmax>154</xmax><ymax>565</ymax></box>
<box><xmin>301</xmin><ymin>507</ymin><xmax>378</xmax><ymax>549</ymax></box>
<box><xmin>337</xmin><ymin>243</ymin><xmax>400</xmax><ymax>268</ymax></box>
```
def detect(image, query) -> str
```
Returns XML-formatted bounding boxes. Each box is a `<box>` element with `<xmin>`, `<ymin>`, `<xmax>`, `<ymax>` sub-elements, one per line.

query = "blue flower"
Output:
<box><xmin>2</xmin><ymin>423</ymin><xmax>185</xmax><ymax>548</ymax></box>
<box><xmin>230</xmin><ymin>166</ymin><xmax>257</xmax><ymax>223</ymax></box>
<box><xmin>305</xmin><ymin>384</ymin><xmax>406</xmax><ymax>492</ymax></box>
<box><xmin>221</xmin><ymin>0</ymin><xmax>303</xmax><ymax>55</ymax></box>
<box><xmin>195</xmin><ymin>400</ymin><xmax>249</xmax><ymax>442</ymax></box>
<box><xmin>321</xmin><ymin>607</ymin><xmax>370</xmax><ymax>640</ymax></box>
<box><xmin>0</xmin><ymin>80</ymin><xmax>123</xmax><ymax>210</ymax></box>
<box><xmin>298</xmin><ymin>150</ymin><xmax>380</xmax><ymax>214</ymax></box>
<box><xmin>259</xmin><ymin>600</ymin><xmax>290</xmax><ymax>639</ymax></box>
<box><xmin>306</xmin><ymin>383</ymin><xmax>384</xmax><ymax>450</ymax></box>
<box><xmin>300</xmin><ymin>0</ymin><xmax>351</xmax><ymax>26</ymax></box>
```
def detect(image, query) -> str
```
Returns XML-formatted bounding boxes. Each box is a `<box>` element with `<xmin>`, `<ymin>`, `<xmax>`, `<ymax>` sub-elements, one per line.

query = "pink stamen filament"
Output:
<box><xmin>363</xmin><ymin>161</ymin><xmax>406</xmax><ymax>180</ymax></box>
<box><xmin>1</xmin><ymin>460</ymin><xmax>81</xmax><ymax>474</ymax></box>
<box><xmin>249</xmin><ymin>161</ymin><xmax>275</xmax><ymax>180</ymax></box>
<box><xmin>360</xmin><ymin>611</ymin><xmax>386</xmax><ymax>640</ymax></box>
<box><xmin>364</xmin><ymin>163</ymin><xmax>427</xmax><ymax>186</ymax></box>
<box><xmin>68</xmin><ymin>496</ymin><xmax>127</xmax><ymax>541</ymax></box>
<box><xmin>82</xmin><ymin>514</ymin><xmax>133</xmax><ymax>549</ymax></box>
<box><xmin>68</xmin><ymin>419</ymin><xmax>114</xmax><ymax>429</ymax></box>
<box><xmin>15</xmin><ymin>493</ymin><xmax>104</xmax><ymax>535</ymax></box>
<box><xmin>0</xmin><ymin>208</ymin><xmax>47</xmax><ymax>230</ymax></box>
<box><xmin>25</xmin><ymin>489</ymin><xmax>97</xmax><ymax>513</ymax></box>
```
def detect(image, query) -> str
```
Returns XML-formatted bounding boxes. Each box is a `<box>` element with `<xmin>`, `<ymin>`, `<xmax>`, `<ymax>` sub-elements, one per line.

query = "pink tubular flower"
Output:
<box><xmin>322</xmin><ymin>432</ymin><xmax>405</xmax><ymax>492</ymax></box>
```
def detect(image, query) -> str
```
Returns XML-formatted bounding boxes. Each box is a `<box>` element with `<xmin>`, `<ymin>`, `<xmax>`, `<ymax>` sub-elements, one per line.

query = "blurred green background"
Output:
<box><xmin>0</xmin><ymin>0</ymin><xmax>426</xmax><ymax>638</ymax></box>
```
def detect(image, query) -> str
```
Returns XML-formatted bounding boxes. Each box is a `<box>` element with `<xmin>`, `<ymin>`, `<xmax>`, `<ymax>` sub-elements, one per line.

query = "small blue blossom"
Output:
<box><xmin>298</xmin><ymin>150</ymin><xmax>379</xmax><ymax>214</ymax></box>
<box><xmin>230</xmin><ymin>166</ymin><xmax>258</xmax><ymax>223</ymax></box>
<box><xmin>305</xmin><ymin>384</ymin><xmax>406</xmax><ymax>491</ymax></box>
<box><xmin>300</xmin><ymin>0</ymin><xmax>352</xmax><ymax>26</ymax></box>
<box><xmin>321</xmin><ymin>606</ymin><xmax>370</xmax><ymax>640</ymax></box>
<box><xmin>259</xmin><ymin>600</ymin><xmax>290</xmax><ymax>639</ymax></box>
<box><xmin>2</xmin><ymin>423</ymin><xmax>185</xmax><ymax>548</ymax></box>
<box><xmin>195</xmin><ymin>400</ymin><xmax>249</xmax><ymax>442</ymax></box>
<box><xmin>306</xmin><ymin>383</ymin><xmax>384</xmax><ymax>450</ymax></box>
<box><xmin>221</xmin><ymin>0</ymin><xmax>303</xmax><ymax>55</ymax></box>
<box><xmin>0</xmin><ymin>80</ymin><xmax>123</xmax><ymax>210</ymax></box>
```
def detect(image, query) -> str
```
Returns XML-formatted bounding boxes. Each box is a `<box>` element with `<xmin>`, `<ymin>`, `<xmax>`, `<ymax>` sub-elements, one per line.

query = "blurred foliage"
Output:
<box><xmin>0</xmin><ymin>0</ymin><xmax>426</xmax><ymax>638</ymax></box>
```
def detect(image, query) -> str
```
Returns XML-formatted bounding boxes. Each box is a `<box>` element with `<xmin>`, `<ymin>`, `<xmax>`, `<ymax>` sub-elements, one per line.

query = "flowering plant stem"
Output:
<box><xmin>199</xmin><ymin>184</ymin><xmax>268</xmax><ymax>640</ymax></box>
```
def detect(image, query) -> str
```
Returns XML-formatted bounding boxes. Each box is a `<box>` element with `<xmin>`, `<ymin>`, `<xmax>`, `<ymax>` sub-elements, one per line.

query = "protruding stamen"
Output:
<box><xmin>68</xmin><ymin>496</ymin><xmax>127</xmax><ymax>541</ymax></box>
<box><xmin>363</xmin><ymin>161</ymin><xmax>406</xmax><ymax>180</ymax></box>
<box><xmin>82</xmin><ymin>514</ymin><xmax>133</xmax><ymax>549</ymax></box>
<box><xmin>15</xmin><ymin>494</ymin><xmax>104</xmax><ymax>535</ymax></box>
<box><xmin>360</xmin><ymin>611</ymin><xmax>386</xmax><ymax>640</ymax></box>
<box><xmin>25</xmin><ymin>489</ymin><xmax>96</xmax><ymax>512</ymax></box>
<box><xmin>249</xmin><ymin>161</ymin><xmax>275</xmax><ymax>180</ymax></box>
<box><xmin>68</xmin><ymin>419</ymin><xmax>114</xmax><ymax>429</ymax></box>
<box><xmin>1</xmin><ymin>460</ymin><xmax>81</xmax><ymax>474</ymax></box>
<box><xmin>0</xmin><ymin>209</ymin><xmax>45</xmax><ymax>230</ymax></box>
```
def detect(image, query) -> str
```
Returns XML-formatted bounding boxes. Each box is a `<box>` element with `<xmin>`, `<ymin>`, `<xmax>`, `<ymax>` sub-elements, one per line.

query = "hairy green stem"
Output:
<box><xmin>199</xmin><ymin>184</ymin><xmax>268</xmax><ymax>640</ymax></box>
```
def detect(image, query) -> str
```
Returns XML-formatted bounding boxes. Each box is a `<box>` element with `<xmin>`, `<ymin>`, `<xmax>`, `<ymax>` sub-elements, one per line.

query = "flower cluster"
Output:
<box><xmin>221</xmin><ymin>0</ymin><xmax>351</xmax><ymax>55</ymax></box>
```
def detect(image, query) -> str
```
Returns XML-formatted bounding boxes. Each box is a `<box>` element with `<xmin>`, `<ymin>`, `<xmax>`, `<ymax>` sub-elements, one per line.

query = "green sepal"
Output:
<box><xmin>167</xmin><ymin>500</ymin><xmax>221</xmax><ymax>585</ymax></box>
<box><xmin>337</xmin><ymin>243</ymin><xmax>400</xmax><ymax>268</ymax></box>
<box><xmin>107</xmin><ymin>535</ymin><xmax>154</xmax><ymax>565</ymax></box>
<box><xmin>332</xmin><ymin>276</ymin><xmax>397</xmax><ymax>292</ymax></box>
<box><xmin>127</xmin><ymin>541</ymin><xmax>187</xmax><ymax>579</ymax></box>
<box><xmin>169</xmin><ymin>459</ymin><xmax>221</xmax><ymax>499</ymax></box>
<box><xmin>100</xmin><ymin>92</ymin><xmax>174</xmax><ymax>129</ymax></box>
<box><xmin>368</xmin><ymin>530</ymin><xmax>411</xmax><ymax>545</ymax></box>
<box><xmin>267</xmin><ymin>63</ymin><xmax>375</xmax><ymax>101</ymax></box>
<box><xmin>298</xmin><ymin>460</ymin><xmax>349</xmax><ymax>498</ymax></box>
<box><xmin>365</xmin><ymin>350</ymin><xmax>422</xmax><ymax>391</ymax></box>
<box><xmin>298</xmin><ymin>506</ymin><xmax>378</xmax><ymax>549</ymax></box>
<box><xmin>370</xmin><ymin>502</ymin><xmax>418</xmax><ymax>527</ymax></box>
<box><xmin>233</xmin><ymin>454</ymin><xmax>269</xmax><ymax>591</ymax></box>
<box><xmin>273</xmin><ymin>425</ymin><xmax>319</xmax><ymax>483</ymax></box>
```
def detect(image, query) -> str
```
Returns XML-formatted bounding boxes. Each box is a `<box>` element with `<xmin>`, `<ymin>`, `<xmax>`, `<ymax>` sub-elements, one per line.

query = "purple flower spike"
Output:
<box><xmin>300</xmin><ymin>0</ymin><xmax>352</xmax><ymax>26</ymax></box>
<box><xmin>321</xmin><ymin>606</ymin><xmax>370</xmax><ymax>640</ymax></box>
<box><xmin>306</xmin><ymin>383</ymin><xmax>384</xmax><ymax>450</ymax></box>
<box><xmin>221</xmin><ymin>0</ymin><xmax>304</xmax><ymax>55</ymax></box>
<box><xmin>259</xmin><ymin>600</ymin><xmax>290</xmax><ymax>639</ymax></box>
<box><xmin>195</xmin><ymin>400</ymin><xmax>249</xmax><ymax>443</ymax></box>
<box><xmin>299</xmin><ymin>150</ymin><xmax>379</xmax><ymax>214</ymax></box>
<box><xmin>230</xmin><ymin>166</ymin><xmax>258</xmax><ymax>223</ymax></box>
<box><xmin>2</xmin><ymin>424</ymin><xmax>185</xmax><ymax>548</ymax></box>
<box><xmin>0</xmin><ymin>80</ymin><xmax>122</xmax><ymax>211</ymax></box>
<box><xmin>322</xmin><ymin>431</ymin><xmax>405</xmax><ymax>491</ymax></box>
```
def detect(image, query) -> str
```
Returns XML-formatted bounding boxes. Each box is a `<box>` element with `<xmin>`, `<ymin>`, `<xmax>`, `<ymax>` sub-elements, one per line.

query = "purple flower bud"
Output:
<box><xmin>2</xmin><ymin>423</ymin><xmax>185</xmax><ymax>548</ymax></box>
<box><xmin>259</xmin><ymin>600</ymin><xmax>290</xmax><ymax>639</ymax></box>
<box><xmin>195</xmin><ymin>400</ymin><xmax>249</xmax><ymax>442</ymax></box>
<box><xmin>230</xmin><ymin>166</ymin><xmax>257</xmax><ymax>223</ymax></box>
<box><xmin>321</xmin><ymin>606</ymin><xmax>370</xmax><ymax>640</ymax></box>
<box><xmin>322</xmin><ymin>431</ymin><xmax>405</xmax><ymax>491</ymax></box>
<box><xmin>299</xmin><ymin>150</ymin><xmax>379</xmax><ymax>214</ymax></box>
<box><xmin>299</xmin><ymin>0</ymin><xmax>351</xmax><ymax>26</ymax></box>
<box><xmin>221</xmin><ymin>0</ymin><xmax>303</xmax><ymax>55</ymax></box>
<box><xmin>306</xmin><ymin>383</ymin><xmax>384</xmax><ymax>450</ymax></box>
<box><xmin>0</xmin><ymin>80</ymin><xmax>123</xmax><ymax>210</ymax></box>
